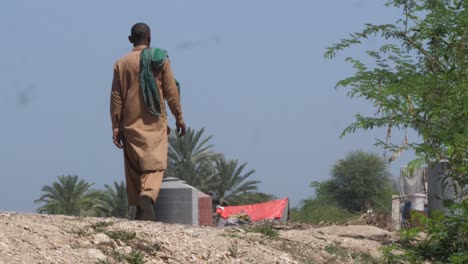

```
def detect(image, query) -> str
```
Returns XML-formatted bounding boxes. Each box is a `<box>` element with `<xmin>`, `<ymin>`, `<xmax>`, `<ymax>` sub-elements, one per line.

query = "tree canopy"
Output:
<box><xmin>167</xmin><ymin>127</ymin><xmax>267</xmax><ymax>205</ymax></box>
<box><xmin>166</xmin><ymin>127</ymin><xmax>222</xmax><ymax>193</ymax></box>
<box><xmin>326</xmin><ymin>0</ymin><xmax>467</xmax><ymax>262</ymax></box>
<box><xmin>35</xmin><ymin>175</ymin><xmax>96</xmax><ymax>216</ymax></box>
<box><xmin>324</xmin><ymin>150</ymin><xmax>393</xmax><ymax>212</ymax></box>
<box><xmin>325</xmin><ymin>0</ymin><xmax>467</xmax><ymax>188</ymax></box>
<box><xmin>211</xmin><ymin>158</ymin><xmax>260</xmax><ymax>205</ymax></box>
<box><xmin>94</xmin><ymin>181</ymin><xmax>129</xmax><ymax>218</ymax></box>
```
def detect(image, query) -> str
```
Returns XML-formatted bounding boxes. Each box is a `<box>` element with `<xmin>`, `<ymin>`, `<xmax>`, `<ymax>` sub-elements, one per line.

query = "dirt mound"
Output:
<box><xmin>0</xmin><ymin>212</ymin><xmax>395</xmax><ymax>263</ymax></box>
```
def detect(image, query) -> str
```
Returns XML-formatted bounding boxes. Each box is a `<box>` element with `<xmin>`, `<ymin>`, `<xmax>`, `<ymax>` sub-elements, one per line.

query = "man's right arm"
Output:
<box><xmin>110</xmin><ymin>64</ymin><xmax>124</xmax><ymax>148</ymax></box>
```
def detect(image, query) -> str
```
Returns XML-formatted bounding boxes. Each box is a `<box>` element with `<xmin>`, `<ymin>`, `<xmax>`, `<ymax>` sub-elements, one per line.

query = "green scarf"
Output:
<box><xmin>139</xmin><ymin>47</ymin><xmax>169</xmax><ymax>116</ymax></box>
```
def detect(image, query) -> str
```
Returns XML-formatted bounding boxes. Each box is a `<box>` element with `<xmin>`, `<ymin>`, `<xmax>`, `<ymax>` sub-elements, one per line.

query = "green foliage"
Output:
<box><xmin>291</xmin><ymin>198</ymin><xmax>357</xmax><ymax>225</ymax></box>
<box><xmin>93</xmin><ymin>181</ymin><xmax>129</xmax><ymax>218</ymax></box>
<box><xmin>34</xmin><ymin>175</ymin><xmax>97</xmax><ymax>216</ymax></box>
<box><xmin>211</xmin><ymin>158</ymin><xmax>260</xmax><ymax>205</ymax></box>
<box><xmin>37</xmin><ymin>127</ymin><xmax>263</xmax><ymax>218</ymax></box>
<box><xmin>243</xmin><ymin>221</ymin><xmax>279</xmax><ymax>238</ymax></box>
<box><xmin>90</xmin><ymin>221</ymin><xmax>114</xmax><ymax>233</ymax></box>
<box><xmin>325</xmin><ymin>244</ymin><xmax>379</xmax><ymax>263</ymax></box>
<box><xmin>350</xmin><ymin>252</ymin><xmax>379</xmax><ymax>264</ymax></box>
<box><xmin>103</xmin><ymin>249</ymin><xmax>127</xmax><ymax>263</ymax></box>
<box><xmin>329</xmin><ymin>150</ymin><xmax>394</xmax><ymax>213</ymax></box>
<box><xmin>110</xmin><ymin>250</ymin><xmax>127</xmax><ymax>262</ymax></box>
<box><xmin>325</xmin><ymin>0</ymin><xmax>467</xmax><ymax>191</ymax></box>
<box><xmin>382</xmin><ymin>204</ymin><xmax>468</xmax><ymax>263</ymax></box>
<box><xmin>277</xmin><ymin>240</ymin><xmax>315</xmax><ymax>264</ymax></box>
<box><xmin>411</xmin><ymin>205</ymin><xmax>467</xmax><ymax>263</ymax></box>
<box><xmin>310</xmin><ymin>180</ymin><xmax>337</xmax><ymax>202</ymax></box>
<box><xmin>95</xmin><ymin>259</ymin><xmax>113</xmax><ymax>264</ymax></box>
<box><xmin>167</xmin><ymin>127</ymin><xmax>261</xmax><ymax>205</ymax></box>
<box><xmin>380</xmin><ymin>244</ymin><xmax>404</xmax><ymax>264</ymax></box>
<box><xmin>89</xmin><ymin>221</ymin><xmax>136</xmax><ymax>243</ymax></box>
<box><xmin>101</xmin><ymin>247</ymin><xmax>145</xmax><ymax>264</ymax></box>
<box><xmin>105</xmin><ymin>230</ymin><xmax>136</xmax><ymax>243</ymax></box>
<box><xmin>229</xmin><ymin>192</ymin><xmax>276</xmax><ymax>206</ymax></box>
<box><xmin>326</xmin><ymin>1</ymin><xmax>467</xmax><ymax>261</ymax></box>
<box><xmin>166</xmin><ymin>127</ymin><xmax>222</xmax><ymax>193</ymax></box>
<box><xmin>295</xmin><ymin>150</ymin><xmax>394</xmax><ymax>223</ymax></box>
<box><xmin>125</xmin><ymin>251</ymin><xmax>145</xmax><ymax>264</ymax></box>
<box><xmin>35</xmin><ymin>176</ymin><xmax>129</xmax><ymax>218</ymax></box>
<box><xmin>324</xmin><ymin>244</ymin><xmax>349</xmax><ymax>257</ymax></box>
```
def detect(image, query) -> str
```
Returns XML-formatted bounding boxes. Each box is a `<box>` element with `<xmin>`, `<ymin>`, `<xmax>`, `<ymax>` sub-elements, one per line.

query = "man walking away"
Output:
<box><xmin>110</xmin><ymin>23</ymin><xmax>186</xmax><ymax>220</ymax></box>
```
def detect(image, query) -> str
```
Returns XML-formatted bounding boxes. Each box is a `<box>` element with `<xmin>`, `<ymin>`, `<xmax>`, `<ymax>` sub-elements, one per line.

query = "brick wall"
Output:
<box><xmin>198</xmin><ymin>192</ymin><xmax>213</xmax><ymax>226</ymax></box>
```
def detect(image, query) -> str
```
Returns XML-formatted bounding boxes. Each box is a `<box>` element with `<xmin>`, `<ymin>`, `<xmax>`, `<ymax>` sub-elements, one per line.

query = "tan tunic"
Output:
<box><xmin>110</xmin><ymin>45</ymin><xmax>183</xmax><ymax>171</ymax></box>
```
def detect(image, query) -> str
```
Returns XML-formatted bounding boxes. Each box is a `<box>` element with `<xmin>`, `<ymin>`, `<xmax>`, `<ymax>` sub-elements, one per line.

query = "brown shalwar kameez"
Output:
<box><xmin>110</xmin><ymin>45</ymin><xmax>183</xmax><ymax>205</ymax></box>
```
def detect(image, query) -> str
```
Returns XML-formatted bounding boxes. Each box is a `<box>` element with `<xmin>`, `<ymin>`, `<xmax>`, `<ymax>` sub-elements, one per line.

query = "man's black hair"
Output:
<box><xmin>130</xmin><ymin>23</ymin><xmax>151</xmax><ymax>43</ymax></box>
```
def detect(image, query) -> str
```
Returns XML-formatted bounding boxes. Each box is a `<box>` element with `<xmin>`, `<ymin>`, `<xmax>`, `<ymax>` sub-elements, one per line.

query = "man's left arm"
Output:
<box><xmin>110</xmin><ymin>65</ymin><xmax>124</xmax><ymax>148</ymax></box>
<box><xmin>161</xmin><ymin>59</ymin><xmax>186</xmax><ymax>136</ymax></box>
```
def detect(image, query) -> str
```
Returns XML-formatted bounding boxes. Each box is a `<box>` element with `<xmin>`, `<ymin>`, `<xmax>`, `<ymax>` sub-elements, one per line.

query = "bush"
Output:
<box><xmin>291</xmin><ymin>199</ymin><xmax>357</xmax><ymax>225</ymax></box>
<box><xmin>243</xmin><ymin>221</ymin><xmax>279</xmax><ymax>238</ymax></box>
<box><xmin>382</xmin><ymin>201</ymin><xmax>468</xmax><ymax>263</ymax></box>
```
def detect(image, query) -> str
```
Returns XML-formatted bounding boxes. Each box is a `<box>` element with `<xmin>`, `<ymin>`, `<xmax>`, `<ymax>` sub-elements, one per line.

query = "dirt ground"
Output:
<box><xmin>0</xmin><ymin>212</ymin><xmax>396</xmax><ymax>263</ymax></box>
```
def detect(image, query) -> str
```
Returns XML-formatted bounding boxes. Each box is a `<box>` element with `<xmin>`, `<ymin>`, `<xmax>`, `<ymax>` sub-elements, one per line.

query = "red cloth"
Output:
<box><xmin>216</xmin><ymin>198</ymin><xmax>288</xmax><ymax>221</ymax></box>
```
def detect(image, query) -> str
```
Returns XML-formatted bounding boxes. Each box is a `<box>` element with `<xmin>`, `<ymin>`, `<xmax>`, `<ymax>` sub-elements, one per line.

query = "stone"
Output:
<box><xmin>92</xmin><ymin>233</ymin><xmax>115</xmax><ymax>247</ymax></box>
<box><xmin>116</xmin><ymin>246</ymin><xmax>132</xmax><ymax>255</ymax></box>
<box><xmin>84</xmin><ymin>248</ymin><xmax>107</xmax><ymax>261</ymax></box>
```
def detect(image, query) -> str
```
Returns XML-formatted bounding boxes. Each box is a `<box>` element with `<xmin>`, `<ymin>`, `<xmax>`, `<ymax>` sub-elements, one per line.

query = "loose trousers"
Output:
<box><xmin>124</xmin><ymin>145</ymin><xmax>164</xmax><ymax>206</ymax></box>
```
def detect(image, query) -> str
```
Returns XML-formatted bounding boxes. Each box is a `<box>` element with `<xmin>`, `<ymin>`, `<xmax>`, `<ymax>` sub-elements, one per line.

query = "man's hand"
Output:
<box><xmin>113</xmin><ymin>129</ymin><xmax>124</xmax><ymax>148</ymax></box>
<box><xmin>176</xmin><ymin>120</ymin><xmax>186</xmax><ymax>137</ymax></box>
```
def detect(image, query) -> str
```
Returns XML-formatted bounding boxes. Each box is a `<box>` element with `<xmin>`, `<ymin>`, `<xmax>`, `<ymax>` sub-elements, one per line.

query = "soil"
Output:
<box><xmin>0</xmin><ymin>212</ymin><xmax>397</xmax><ymax>264</ymax></box>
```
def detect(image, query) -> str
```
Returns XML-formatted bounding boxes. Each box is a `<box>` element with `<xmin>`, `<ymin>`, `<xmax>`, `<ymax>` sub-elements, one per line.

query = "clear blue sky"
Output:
<box><xmin>0</xmin><ymin>0</ymin><xmax>416</xmax><ymax>212</ymax></box>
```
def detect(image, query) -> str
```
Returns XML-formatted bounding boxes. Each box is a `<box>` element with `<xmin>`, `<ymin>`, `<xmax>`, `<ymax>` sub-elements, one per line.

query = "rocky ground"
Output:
<box><xmin>0</xmin><ymin>212</ymin><xmax>396</xmax><ymax>263</ymax></box>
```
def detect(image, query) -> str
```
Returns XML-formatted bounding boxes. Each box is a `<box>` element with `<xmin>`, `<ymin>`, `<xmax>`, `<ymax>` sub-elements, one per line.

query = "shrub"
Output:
<box><xmin>291</xmin><ymin>199</ymin><xmax>357</xmax><ymax>225</ymax></box>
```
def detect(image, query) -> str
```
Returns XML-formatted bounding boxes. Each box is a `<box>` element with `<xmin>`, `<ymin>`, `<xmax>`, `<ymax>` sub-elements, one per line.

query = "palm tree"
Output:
<box><xmin>35</xmin><ymin>175</ymin><xmax>96</xmax><ymax>216</ymax></box>
<box><xmin>94</xmin><ymin>181</ymin><xmax>129</xmax><ymax>218</ymax></box>
<box><xmin>211</xmin><ymin>158</ymin><xmax>260</xmax><ymax>205</ymax></box>
<box><xmin>167</xmin><ymin>127</ymin><xmax>222</xmax><ymax>193</ymax></box>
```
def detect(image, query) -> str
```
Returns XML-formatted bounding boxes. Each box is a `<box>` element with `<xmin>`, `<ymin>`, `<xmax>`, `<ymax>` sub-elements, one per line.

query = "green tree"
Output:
<box><xmin>325</xmin><ymin>0</ymin><xmax>467</xmax><ymax>194</ymax></box>
<box><xmin>310</xmin><ymin>179</ymin><xmax>340</xmax><ymax>204</ymax></box>
<box><xmin>35</xmin><ymin>175</ymin><xmax>96</xmax><ymax>216</ymax></box>
<box><xmin>94</xmin><ymin>181</ymin><xmax>129</xmax><ymax>218</ymax></box>
<box><xmin>166</xmin><ymin>127</ymin><xmax>222</xmax><ymax>193</ymax></box>
<box><xmin>326</xmin><ymin>0</ymin><xmax>467</xmax><ymax>261</ymax></box>
<box><xmin>328</xmin><ymin>150</ymin><xmax>393</xmax><ymax>213</ymax></box>
<box><xmin>211</xmin><ymin>158</ymin><xmax>260</xmax><ymax>205</ymax></box>
<box><xmin>293</xmin><ymin>151</ymin><xmax>392</xmax><ymax>224</ymax></box>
